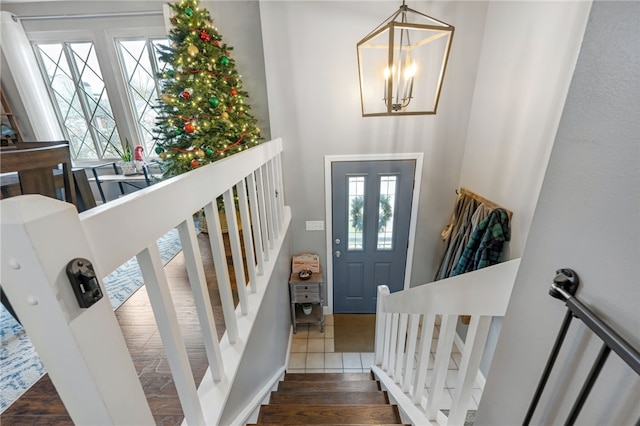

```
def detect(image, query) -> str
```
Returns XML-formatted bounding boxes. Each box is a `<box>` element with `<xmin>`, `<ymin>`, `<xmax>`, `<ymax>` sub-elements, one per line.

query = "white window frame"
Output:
<box><xmin>26</xmin><ymin>25</ymin><xmax>167</xmax><ymax>166</ymax></box>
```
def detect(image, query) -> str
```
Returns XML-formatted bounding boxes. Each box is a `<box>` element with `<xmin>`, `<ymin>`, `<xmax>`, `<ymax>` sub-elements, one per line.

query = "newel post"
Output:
<box><xmin>374</xmin><ymin>285</ymin><xmax>390</xmax><ymax>365</ymax></box>
<box><xmin>0</xmin><ymin>196</ymin><xmax>153</xmax><ymax>425</ymax></box>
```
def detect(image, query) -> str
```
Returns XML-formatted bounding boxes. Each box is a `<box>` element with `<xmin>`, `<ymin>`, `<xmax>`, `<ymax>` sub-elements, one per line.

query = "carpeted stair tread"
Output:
<box><xmin>285</xmin><ymin>372</ymin><xmax>373</xmax><ymax>382</ymax></box>
<box><xmin>269</xmin><ymin>390</ymin><xmax>389</xmax><ymax>405</ymax></box>
<box><xmin>256</xmin><ymin>404</ymin><xmax>402</xmax><ymax>424</ymax></box>
<box><xmin>277</xmin><ymin>379</ymin><xmax>380</xmax><ymax>392</ymax></box>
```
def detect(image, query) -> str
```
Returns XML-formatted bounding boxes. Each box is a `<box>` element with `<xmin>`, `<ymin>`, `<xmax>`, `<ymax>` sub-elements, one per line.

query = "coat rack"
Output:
<box><xmin>457</xmin><ymin>187</ymin><xmax>513</xmax><ymax>221</ymax></box>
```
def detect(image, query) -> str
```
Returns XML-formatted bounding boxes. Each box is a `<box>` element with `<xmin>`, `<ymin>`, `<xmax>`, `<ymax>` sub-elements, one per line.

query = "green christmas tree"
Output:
<box><xmin>154</xmin><ymin>0</ymin><xmax>262</xmax><ymax>177</ymax></box>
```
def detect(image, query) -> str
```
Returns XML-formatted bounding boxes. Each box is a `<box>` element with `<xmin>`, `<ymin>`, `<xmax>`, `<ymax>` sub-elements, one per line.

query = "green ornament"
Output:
<box><xmin>175</xmin><ymin>129</ymin><xmax>183</xmax><ymax>135</ymax></box>
<box><xmin>155</xmin><ymin>146</ymin><xmax>164</xmax><ymax>154</ymax></box>
<box><xmin>167</xmin><ymin>70</ymin><xmax>175</xmax><ymax>78</ymax></box>
<box><xmin>220</xmin><ymin>56</ymin><xmax>229</xmax><ymax>66</ymax></box>
<box><xmin>185</xmin><ymin>7</ymin><xmax>193</xmax><ymax>16</ymax></box>
<box><xmin>209</xmin><ymin>97</ymin><xmax>219</xmax><ymax>107</ymax></box>
<box><xmin>205</xmin><ymin>148</ymin><xmax>214</xmax><ymax>156</ymax></box>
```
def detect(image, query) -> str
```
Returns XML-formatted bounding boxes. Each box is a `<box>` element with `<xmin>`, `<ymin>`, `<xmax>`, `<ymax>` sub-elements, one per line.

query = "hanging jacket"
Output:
<box><xmin>453</xmin><ymin>208</ymin><xmax>511</xmax><ymax>275</ymax></box>
<box><xmin>435</xmin><ymin>196</ymin><xmax>478</xmax><ymax>280</ymax></box>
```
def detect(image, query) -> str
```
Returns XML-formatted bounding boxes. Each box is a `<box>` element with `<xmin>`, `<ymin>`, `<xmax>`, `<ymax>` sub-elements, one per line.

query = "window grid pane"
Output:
<box><xmin>34</xmin><ymin>41</ymin><xmax>121</xmax><ymax>161</ymax></box>
<box><xmin>117</xmin><ymin>38</ymin><xmax>169</xmax><ymax>159</ymax></box>
<box><xmin>377</xmin><ymin>176</ymin><xmax>397</xmax><ymax>250</ymax></box>
<box><xmin>348</xmin><ymin>176</ymin><xmax>366</xmax><ymax>250</ymax></box>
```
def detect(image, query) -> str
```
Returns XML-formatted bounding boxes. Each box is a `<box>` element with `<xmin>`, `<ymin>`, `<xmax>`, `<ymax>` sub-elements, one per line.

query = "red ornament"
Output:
<box><xmin>200</xmin><ymin>30</ymin><xmax>211</xmax><ymax>42</ymax></box>
<box><xmin>231</xmin><ymin>89</ymin><xmax>238</xmax><ymax>97</ymax></box>
<box><xmin>213</xmin><ymin>40</ymin><xmax>219</xmax><ymax>47</ymax></box>
<box><xmin>182</xmin><ymin>91</ymin><xmax>191</xmax><ymax>100</ymax></box>
<box><xmin>184</xmin><ymin>122</ymin><xmax>196</xmax><ymax>133</ymax></box>
<box><xmin>190</xmin><ymin>159</ymin><xmax>200</xmax><ymax>168</ymax></box>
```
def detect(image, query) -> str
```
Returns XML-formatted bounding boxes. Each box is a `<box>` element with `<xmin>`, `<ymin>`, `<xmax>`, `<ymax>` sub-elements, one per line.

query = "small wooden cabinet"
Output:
<box><xmin>289</xmin><ymin>271</ymin><xmax>324</xmax><ymax>333</ymax></box>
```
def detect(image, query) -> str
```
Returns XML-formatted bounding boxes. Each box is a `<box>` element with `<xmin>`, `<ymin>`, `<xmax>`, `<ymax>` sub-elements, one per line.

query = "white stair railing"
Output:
<box><xmin>373</xmin><ymin>258</ymin><xmax>521</xmax><ymax>426</ymax></box>
<box><xmin>1</xmin><ymin>138</ymin><xmax>291</xmax><ymax>425</ymax></box>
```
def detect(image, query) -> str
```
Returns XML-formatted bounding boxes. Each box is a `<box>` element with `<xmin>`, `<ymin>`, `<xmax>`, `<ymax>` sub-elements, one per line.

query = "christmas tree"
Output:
<box><xmin>154</xmin><ymin>0</ymin><xmax>262</xmax><ymax>177</ymax></box>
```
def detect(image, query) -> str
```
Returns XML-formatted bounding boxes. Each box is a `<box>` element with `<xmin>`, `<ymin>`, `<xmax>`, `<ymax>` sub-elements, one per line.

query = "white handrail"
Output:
<box><xmin>373</xmin><ymin>258</ymin><xmax>521</xmax><ymax>425</ymax></box>
<box><xmin>1</xmin><ymin>138</ymin><xmax>291</xmax><ymax>425</ymax></box>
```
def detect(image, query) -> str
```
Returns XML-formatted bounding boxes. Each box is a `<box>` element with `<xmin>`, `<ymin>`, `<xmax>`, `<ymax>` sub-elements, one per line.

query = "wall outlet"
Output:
<box><xmin>306</xmin><ymin>221</ymin><xmax>325</xmax><ymax>231</ymax></box>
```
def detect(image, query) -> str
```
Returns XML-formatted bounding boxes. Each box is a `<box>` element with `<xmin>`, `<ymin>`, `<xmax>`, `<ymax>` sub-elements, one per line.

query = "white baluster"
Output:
<box><xmin>246</xmin><ymin>171</ymin><xmax>264</xmax><ymax>274</ymax></box>
<box><xmin>388</xmin><ymin>313</ymin><xmax>399</xmax><ymax>378</ymax></box>
<box><xmin>402</xmin><ymin>314</ymin><xmax>420</xmax><ymax>393</ymax></box>
<box><xmin>177</xmin><ymin>218</ymin><xmax>225</xmax><ymax>382</ymax></box>
<box><xmin>223</xmin><ymin>189</ymin><xmax>249</xmax><ymax>315</ymax></box>
<box><xmin>426</xmin><ymin>314</ymin><xmax>457</xmax><ymax>420</ymax></box>
<box><xmin>382</xmin><ymin>311</ymin><xmax>392</xmax><ymax>371</ymax></box>
<box><xmin>253</xmin><ymin>168</ymin><xmax>270</xmax><ymax>263</ymax></box>
<box><xmin>394</xmin><ymin>313</ymin><xmax>409</xmax><ymax>384</ymax></box>
<box><xmin>138</xmin><ymin>244</ymin><xmax>205</xmax><ymax>425</ymax></box>
<box><xmin>448</xmin><ymin>315</ymin><xmax>492</xmax><ymax>425</ymax></box>
<box><xmin>268</xmin><ymin>159</ymin><xmax>281</xmax><ymax>236</ymax></box>
<box><xmin>374</xmin><ymin>285</ymin><xmax>390</xmax><ymax>365</ymax></box>
<box><xmin>204</xmin><ymin>202</ymin><xmax>239</xmax><ymax>344</ymax></box>
<box><xmin>412</xmin><ymin>313</ymin><xmax>435</xmax><ymax>404</ymax></box>
<box><xmin>274</xmin><ymin>154</ymin><xmax>285</xmax><ymax>227</ymax></box>
<box><xmin>236</xmin><ymin>179</ymin><xmax>258</xmax><ymax>293</ymax></box>
<box><xmin>258</xmin><ymin>165</ymin><xmax>274</xmax><ymax>250</ymax></box>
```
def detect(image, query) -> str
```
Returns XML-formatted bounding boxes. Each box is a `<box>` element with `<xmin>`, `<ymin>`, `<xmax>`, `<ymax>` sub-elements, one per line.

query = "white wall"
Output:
<box><xmin>456</xmin><ymin>0</ymin><xmax>592</xmax><ymax>375</ymax></box>
<box><xmin>477</xmin><ymin>1</ymin><xmax>640</xmax><ymax>424</ymax></box>
<box><xmin>459</xmin><ymin>0</ymin><xmax>592</xmax><ymax>259</ymax></box>
<box><xmin>260</xmin><ymin>1</ymin><xmax>489</xmax><ymax>285</ymax></box>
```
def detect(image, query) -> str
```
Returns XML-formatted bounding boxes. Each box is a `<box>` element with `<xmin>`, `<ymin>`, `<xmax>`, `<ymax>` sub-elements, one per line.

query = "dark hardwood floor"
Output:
<box><xmin>1</xmin><ymin>233</ymin><xmax>239</xmax><ymax>425</ymax></box>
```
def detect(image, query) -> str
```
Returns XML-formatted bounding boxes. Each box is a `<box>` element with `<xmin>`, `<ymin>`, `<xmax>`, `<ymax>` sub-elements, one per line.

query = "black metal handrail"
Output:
<box><xmin>523</xmin><ymin>268</ymin><xmax>640</xmax><ymax>426</ymax></box>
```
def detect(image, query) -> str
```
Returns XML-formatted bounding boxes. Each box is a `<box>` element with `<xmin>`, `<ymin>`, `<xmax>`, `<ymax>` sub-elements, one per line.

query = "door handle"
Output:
<box><xmin>335</xmin><ymin>250</ymin><xmax>341</xmax><ymax>258</ymax></box>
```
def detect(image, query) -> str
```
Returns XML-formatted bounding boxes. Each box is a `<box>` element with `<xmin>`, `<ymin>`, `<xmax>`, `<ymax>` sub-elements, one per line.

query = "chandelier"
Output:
<box><xmin>357</xmin><ymin>1</ymin><xmax>454</xmax><ymax>116</ymax></box>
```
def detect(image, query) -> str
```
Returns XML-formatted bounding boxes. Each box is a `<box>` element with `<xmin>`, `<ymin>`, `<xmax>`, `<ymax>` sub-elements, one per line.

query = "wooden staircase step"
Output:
<box><xmin>269</xmin><ymin>390</ymin><xmax>388</xmax><ymax>405</ymax></box>
<box><xmin>276</xmin><ymin>379</ymin><xmax>380</xmax><ymax>393</ymax></box>
<box><xmin>284</xmin><ymin>372</ymin><xmax>373</xmax><ymax>382</ymax></box>
<box><xmin>256</xmin><ymin>404</ymin><xmax>402</xmax><ymax>424</ymax></box>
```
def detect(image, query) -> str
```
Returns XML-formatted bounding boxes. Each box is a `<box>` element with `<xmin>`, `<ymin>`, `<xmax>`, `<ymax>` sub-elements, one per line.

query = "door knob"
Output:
<box><xmin>335</xmin><ymin>238</ymin><xmax>341</xmax><ymax>245</ymax></box>
<box><xmin>335</xmin><ymin>250</ymin><xmax>341</xmax><ymax>258</ymax></box>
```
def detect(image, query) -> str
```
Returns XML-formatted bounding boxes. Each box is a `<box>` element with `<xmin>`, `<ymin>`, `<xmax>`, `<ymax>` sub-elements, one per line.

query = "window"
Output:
<box><xmin>377</xmin><ymin>175</ymin><xmax>397</xmax><ymax>250</ymax></box>
<box><xmin>34</xmin><ymin>42</ymin><xmax>122</xmax><ymax>161</ymax></box>
<box><xmin>33</xmin><ymin>36</ymin><xmax>169</xmax><ymax>163</ymax></box>
<box><xmin>116</xmin><ymin>38</ymin><xmax>169</xmax><ymax>158</ymax></box>
<box><xmin>348</xmin><ymin>176</ymin><xmax>366</xmax><ymax>250</ymax></box>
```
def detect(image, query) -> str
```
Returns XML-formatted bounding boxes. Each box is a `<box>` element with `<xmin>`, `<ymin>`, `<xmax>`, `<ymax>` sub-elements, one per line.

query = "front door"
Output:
<box><xmin>332</xmin><ymin>160</ymin><xmax>415</xmax><ymax>313</ymax></box>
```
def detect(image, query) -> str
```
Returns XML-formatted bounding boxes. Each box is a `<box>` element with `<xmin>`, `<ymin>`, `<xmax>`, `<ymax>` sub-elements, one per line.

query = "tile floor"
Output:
<box><xmin>286</xmin><ymin>314</ymin><xmax>483</xmax><ymax>410</ymax></box>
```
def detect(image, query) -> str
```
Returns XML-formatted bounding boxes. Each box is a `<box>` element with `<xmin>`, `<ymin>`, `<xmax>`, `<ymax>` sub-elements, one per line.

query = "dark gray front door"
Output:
<box><xmin>332</xmin><ymin>160</ymin><xmax>415</xmax><ymax>313</ymax></box>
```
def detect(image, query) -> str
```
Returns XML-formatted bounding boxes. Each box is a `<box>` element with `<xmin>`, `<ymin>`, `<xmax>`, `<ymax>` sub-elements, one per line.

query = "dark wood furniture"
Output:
<box><xmin>0</xmin><ymin>143</ymin><xmax>77</xmax><ymax>205</ymax></box>
<box><xmin>0</xmin><ymin>141</ymin><xmax>97</xmax><ymax>211</ymax></box>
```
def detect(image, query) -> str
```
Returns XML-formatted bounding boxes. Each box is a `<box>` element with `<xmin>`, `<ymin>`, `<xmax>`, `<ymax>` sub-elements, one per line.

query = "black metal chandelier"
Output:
<box><xmin>357</xmin><ymin>1</ymin><xmax>454</xmax><ymax>116</ymax></box>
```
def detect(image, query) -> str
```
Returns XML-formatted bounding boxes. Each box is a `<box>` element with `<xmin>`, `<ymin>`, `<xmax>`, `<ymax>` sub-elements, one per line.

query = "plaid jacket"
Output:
<box><xmin>453</xmin><ymin>208</ymin><xmax>511</xmax><ymax>275</ymax></box>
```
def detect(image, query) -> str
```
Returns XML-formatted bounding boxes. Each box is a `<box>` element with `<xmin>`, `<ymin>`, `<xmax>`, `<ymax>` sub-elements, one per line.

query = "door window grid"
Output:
<box><xmin>377</xmin><ymin>175</ymin><xmax>397</xmax><ymax>250</ymax></box>
<box><xmin>116</xmin><ymin>38</ymin><xmax>169</xmax><ymax>159</ymax></box>
<box><xmin>348</xmin><ymin>176</ymin><xmax>366</xmax><ymax>250</ymax></box>
<box><xmin>34</xmin><ymin>42</ymin><xmax>122</xmax><ymax>161</ymax></box>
